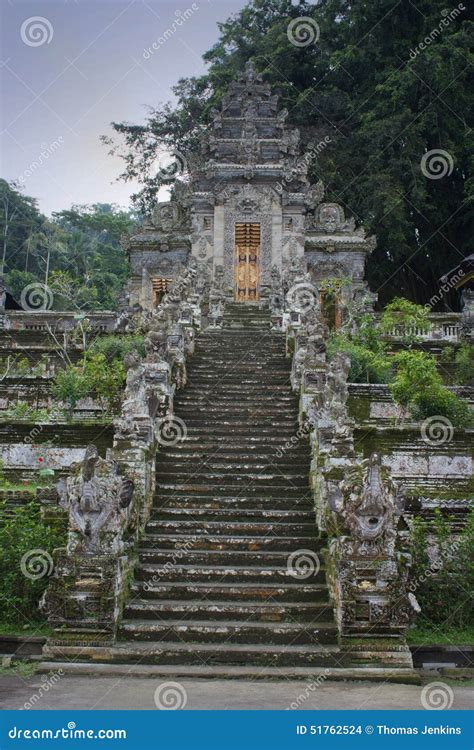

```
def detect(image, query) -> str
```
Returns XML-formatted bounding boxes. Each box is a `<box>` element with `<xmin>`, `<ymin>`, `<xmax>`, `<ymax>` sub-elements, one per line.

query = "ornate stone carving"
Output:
<box><xmin>312</xmin><ymin>202</ymin><xmax>356</xmax><ymax>233</ymax></box>
<box><xmin>151</xmin><ymin>201</ymin><xmax>184</xmax><ymax>232</ymax></box>
<box><xmin>341</xmin><ymin>454</ymin><xmax>405</xmax><ymax>554</ymax></box>
<box><xmin>57</xmin><ymin>445</ymin><xmax>134</xmax><ymax>555</ymax></box>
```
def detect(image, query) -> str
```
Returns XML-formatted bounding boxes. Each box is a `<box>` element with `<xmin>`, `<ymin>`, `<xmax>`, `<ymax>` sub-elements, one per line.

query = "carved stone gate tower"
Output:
<box><xmin>123</xmin><ymin>62</ymin><xmax>376</xmax><ymax>316</ymax></box>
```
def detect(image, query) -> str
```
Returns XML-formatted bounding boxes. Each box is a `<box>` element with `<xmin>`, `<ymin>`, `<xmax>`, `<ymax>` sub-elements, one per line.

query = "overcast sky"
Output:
<box><xmin>0</xmin><ymin>0</ymin><xmax>248</xmax><ymax>215</ymax></box>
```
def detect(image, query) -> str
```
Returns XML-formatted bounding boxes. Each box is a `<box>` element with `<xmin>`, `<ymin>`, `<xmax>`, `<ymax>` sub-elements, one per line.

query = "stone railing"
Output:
<box><xmin>382</xmin><ymin>313</ymin><xmax>463</xmax><ymax>342</ymax></box>
<box><xmin>0</xmin><ymin>310</ymin><xmax>118</xmax><ymax>333</ymax></box>
<box><xmin>286</xmin><ymin>305</ymin><xmax>418</xmax><ymax>648</ymax></box>
<box><xmin>41</xmin><ymin>262</ymin><xmax>209</xmax><ymax>635</ymax></box>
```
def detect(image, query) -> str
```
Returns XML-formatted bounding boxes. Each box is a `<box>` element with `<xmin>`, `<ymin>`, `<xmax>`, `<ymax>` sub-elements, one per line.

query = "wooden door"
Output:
<box><xmin>234</xmin><ymin>223</ymin><xmax>260</xmax><ymax>302</ymax></box>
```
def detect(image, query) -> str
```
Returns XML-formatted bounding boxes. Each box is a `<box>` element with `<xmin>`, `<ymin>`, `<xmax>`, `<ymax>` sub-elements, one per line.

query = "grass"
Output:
<box><xmin>0</xmin><ymin>621</ymin><xmax>53</xmax><ymax>638</ymax></box>
<box><xmin>407</xmin><ymin>624</ymin><xmax>474</xmax><ymax>646</ymax></box>
<box><xmin>0</xmin><ymin>661</ymin><xmax>38</xmax><ymax>678</ymax></box>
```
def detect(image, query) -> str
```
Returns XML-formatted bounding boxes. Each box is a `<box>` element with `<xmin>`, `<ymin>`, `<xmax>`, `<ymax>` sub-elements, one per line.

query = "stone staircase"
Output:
<box><xmin>118</xmin><ymin>302</ymin><xmax>339</xmax><ymax>668</ymax></box>
<box><xmin>41</xmin><ymin>303</ymin><xmax>418</xmax><ymax>681</ymax></box>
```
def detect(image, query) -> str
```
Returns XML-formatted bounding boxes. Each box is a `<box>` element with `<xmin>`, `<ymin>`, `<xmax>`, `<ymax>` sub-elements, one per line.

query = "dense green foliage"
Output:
<box><xmin>104</xmin><ymin>0</ymin><xmax>472</xmax><ymax>306</ymax></box>
<box><xmin>390</xmin><ymin>350</ymin><xmax>471</xmax><ymax>425</ymax></box>
<box><xmin>0</xmin><ymin>502</ymin><xmax>65</xmax><ymax>623</ymax></box>
<box><xmin>410</xmin><ymin>510</ymin><xmax>474</xmax><ymax>630</ymax></box>
<box><xmin>0</xmin><ymin>180</ymin><xmax>133</xmax><ymax>310</ymax></box>
<box><xmin>51</xmin><ymin>334</ymin><xmax>143</xmax><ymax>415</ymax></box>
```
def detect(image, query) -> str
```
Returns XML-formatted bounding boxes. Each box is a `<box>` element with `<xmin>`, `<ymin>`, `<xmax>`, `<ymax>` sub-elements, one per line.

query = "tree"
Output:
<box><xmin>103</xmin><ymin>0</ymin><xmax>472</xmax><ymax>306</ymax></box>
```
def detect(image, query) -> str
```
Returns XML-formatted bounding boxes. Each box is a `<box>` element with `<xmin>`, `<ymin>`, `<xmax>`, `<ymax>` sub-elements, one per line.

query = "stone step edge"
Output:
<box><xmin>36</xmin><ymin>661</ymin><xmax>421</xmax><ymax>684</ymax></box>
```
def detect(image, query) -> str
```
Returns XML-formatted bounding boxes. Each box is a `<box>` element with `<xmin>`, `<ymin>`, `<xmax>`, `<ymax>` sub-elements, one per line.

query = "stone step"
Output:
<box><xmin>154</xmin><ymin>484</ymin><xmax>311</xmax><ymax>498</ymax></box>
<box><xmin>129</xmin><ymin>580</ymin><xmax>329</xmax><ymax>604</ymax></box>
<box><xmin>134</xmin><ymin>564</ymin><xmax>325</xmax><ymax>584</ymax></box>
<box><xmin>175</xmin><ymin>433</ymin><xmax>302</xmax><ymax>444</ymax></box>
<box><xmin>118</xmin><ymin>619</ymin><xmax>337</xmax><ymax>645</ymax></box>
<box><xmin>139</xmin><ymin>535</ymin><xmax>320</xmax><ymax>553</ymax></box>
<box><xmin>175</xmin><ymin>404</ymin><xmax>296</xmax><ymax>416</ymax></box>
<box><xmin>180</xmin><ymin>419</ymin><xmax>298</xmax><ymax>429</ymax></box>
<box><xmin>152</xmin><ymin>496</ymin><xmax>312</xmax><ymax>511</ymax></box>
<box><xmin>42</xmin><ymin>641</ymin><xmax>343</xmax><ymax>668</ymax></box>
<box><xmin>175</xmin><ymin>396</ymin><xmax>296</xmax><ymax>406</ymax></box>
<box><xmin>154</xmin><ymin>473</ymin><xmax>309</xmax><ymax>488</ymax></box>
<box><xmin>123</xmin><ymin>599</ymin><xmax>331</xmax><ymax>622</ymax></box>
<box><xmin>37</xmin><ymin>661</ymin><xmax>421</xmax><ymax>683</ymax></box>
<box><xmin>182</xmin><ymin>384</ymin><xmax>292</xmax><ymax>393</ymax></box>
<box><xmin>161</xmin><ymin>441</ymin><xmax>309</xmax><ymax>455</ymax></box>
<box><xmin>136</xmin><ymin>547</ymin><xmax>322</xmax><ymax>566</ymax></box>
<box><xmin>148</xmin><ymin>508</ymin><xmax>315</xmax><ymax>523</ymax></box>
<box><xmin>157</xmin><ymin>451</ymin><xmax>308</xmax><ymax>474</ymax></box>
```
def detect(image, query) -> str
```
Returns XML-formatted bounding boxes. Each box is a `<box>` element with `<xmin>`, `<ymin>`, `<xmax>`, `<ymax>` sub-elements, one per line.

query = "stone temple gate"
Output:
<box><xmin>5</xmin><ymin>62</ymin><xmax>471</xmax><ymax>685</ymax></box>
<box><xmin>122</xmin><ymin>61</ymin><xmax>376</xmax><ymax>318</ymax></box>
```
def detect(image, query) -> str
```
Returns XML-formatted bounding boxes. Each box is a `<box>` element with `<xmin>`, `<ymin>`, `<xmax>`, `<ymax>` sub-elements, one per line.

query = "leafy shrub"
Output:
<box><xmin>83</xmin><ymin>353</ymin><xmax>125</xmax><ymax>413</ymax></box>
<box><xmin>380</xmin><ymin>297</ymin><xmax>431</xmax><ymax>342</ymax></box>
<box><xmin>52</xmin><ymin>367</ymin><xmax>89</xmax><ymax>415</ymax></box>
<box><xmin>89</xmin><ymin>334</ymin><xmax>145</xmax><ymax>361</ymax></box>
<box><xmin>409</xmin><ymin>510</ymin><xmax>474</xmax><ymax>630</ymax></box>
<box><xmin>454</xmin><ymin>344</ymin><xmax>474</xmax><ymax>387</ymax></box>
<box><xmin>327</xmin><ymin>335</ymin><xmax>392</xmax><ymax>383</ymax></box>
<box><xmin>391</xmin><ymin>351</ymin><xmax>471</xmax><ymax>426</ymax></box>
<box><xmin>0</xmin><ymin>502</ymin><xmax>65</xmax><ymax>623</ymax></box>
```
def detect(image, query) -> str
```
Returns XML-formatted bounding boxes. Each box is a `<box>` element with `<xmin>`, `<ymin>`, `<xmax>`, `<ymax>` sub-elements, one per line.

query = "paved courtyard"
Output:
<box><xmin>0</xmin><ymin>674</ymin><xmax>472</xmax><ymax>710</ymax></box>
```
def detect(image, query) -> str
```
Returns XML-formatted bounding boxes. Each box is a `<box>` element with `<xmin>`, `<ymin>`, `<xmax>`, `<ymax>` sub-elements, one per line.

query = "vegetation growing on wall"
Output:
<box><xmin>52</xmin><ymin>334</ymin><xmax>144</xmax><ymax>416</ymax></box>
<box><xmin>390</xmin><ymin>350</ymin><xmax>471</xmax><ymax>426</ymax></box>
<box><xmin>409</xmin><ymin>510</ymin><xmax>474</xmax><ymax>631</ymax></box>
<box><xmin>0</xmin><ymin>502</ymin><xmax>65</xmax><ymax>623</ymax></box>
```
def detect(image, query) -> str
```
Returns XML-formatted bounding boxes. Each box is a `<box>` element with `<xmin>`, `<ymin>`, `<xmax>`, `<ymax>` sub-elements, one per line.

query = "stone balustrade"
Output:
<box><xmin>41</xmin><ymin>263</ymin><xmax>209</xmax><ymax>636</ymax></box>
